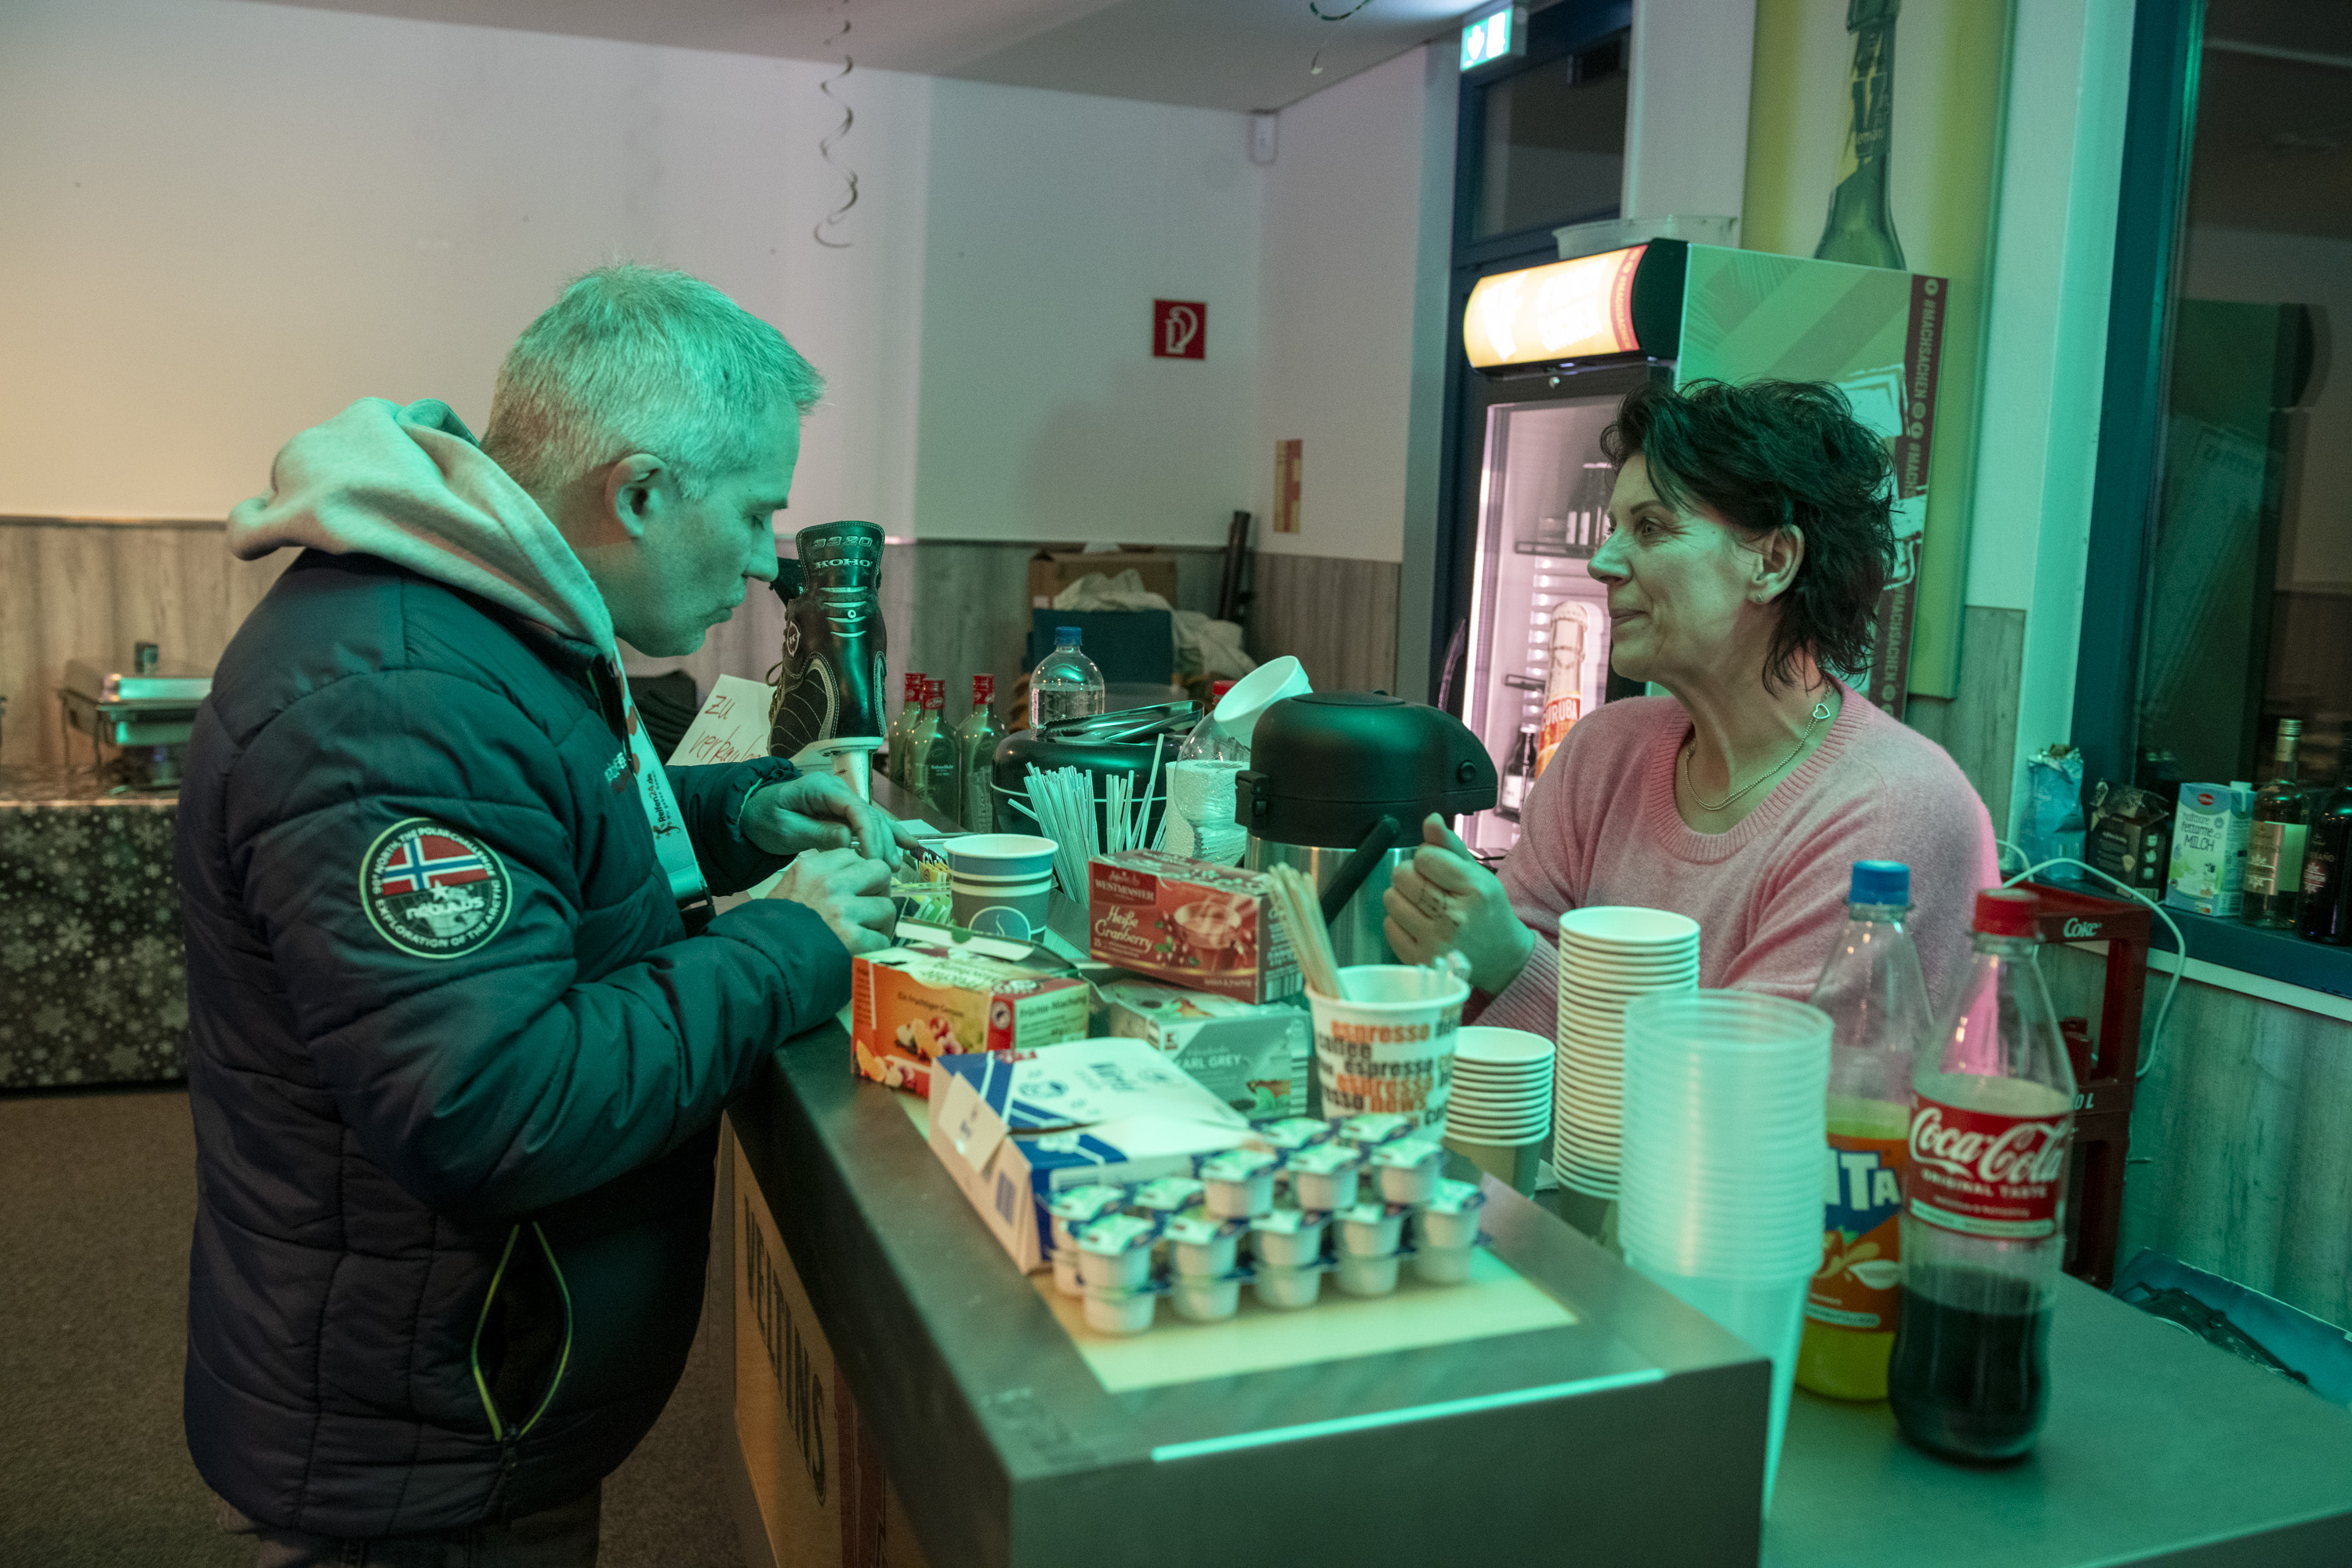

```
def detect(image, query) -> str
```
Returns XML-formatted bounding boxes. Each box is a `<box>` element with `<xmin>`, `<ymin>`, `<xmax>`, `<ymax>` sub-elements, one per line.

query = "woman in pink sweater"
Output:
<box><xmin>1387</xmin><ymin>379</ymin><xmax>1998</xmax><ymax>1022</ymax></box>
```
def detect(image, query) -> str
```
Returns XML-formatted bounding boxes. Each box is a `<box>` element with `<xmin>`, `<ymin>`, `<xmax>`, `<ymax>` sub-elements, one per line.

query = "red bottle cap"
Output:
<box><xmin>1973</xmin><ymin>887</ymin><xmax>2040</xmax><ymax>938</ymax></box>
<box><xmin>973</xmin><ymin>673</ymin><xmax>996</xmax><ymax>702</ymax></box>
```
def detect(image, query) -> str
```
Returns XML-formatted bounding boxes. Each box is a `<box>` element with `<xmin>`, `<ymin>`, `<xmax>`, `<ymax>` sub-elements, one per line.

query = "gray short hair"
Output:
<box><xmin>483</xmin><ymin>263</ymin><xmax>825</xmax><ymax>499</ymax></box>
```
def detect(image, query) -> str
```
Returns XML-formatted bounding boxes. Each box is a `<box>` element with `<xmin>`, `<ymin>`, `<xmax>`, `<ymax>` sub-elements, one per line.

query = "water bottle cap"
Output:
<box><xmin>1848</xmin><ymin>860</ymin><xmax>1909</xmax><ymax>906</ymax></box>
<box><xmin>1056</xmin><ymin>626</ymin><xmax>1083</xmax><ymax>647</ymax></box>
<box><xmin>1973</xmin><ymin>887</ymin><xmax>2040</xmax><ymax>938</ymax></box>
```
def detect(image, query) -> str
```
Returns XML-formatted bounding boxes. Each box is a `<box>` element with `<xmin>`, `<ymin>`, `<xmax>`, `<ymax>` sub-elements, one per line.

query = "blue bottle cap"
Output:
<box><xmin>1849</xmin><ymin>860</ymin><xmax>1910</xmax><ymax>906</ymax></box>
<box><xmin>1056</xmin><ymin>626</ymin><xmax>1082</xmax><ymax>645</ymax></box>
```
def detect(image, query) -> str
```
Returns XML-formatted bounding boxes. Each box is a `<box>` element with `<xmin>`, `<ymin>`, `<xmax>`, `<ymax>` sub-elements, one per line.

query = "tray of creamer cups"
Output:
<box><xmin>1410</xmin><ymin>1178</ymin><xmax>1488</xmax><ymax>1283</ymax></box>
<box><xmin>1128</xmin><ymin>1174</ymin><xmax>1205</xmax><ymax>1223</ymax></box>
<box><xmin>1280</xmin><ymin>1141</ymin><xmax>1363</xmax><ymax>1212</ymax></box>
<box><xmin>1196</xmin><ymin>1148</ymin><xmax>1280</xmax><ymax>1219</ymax></box>
<box><xmin>1244</xmin><ymin>1116</ymin><xmax>1338</xmax><ymax>1155</ymax></box>
<box><xmin>1368</xmin><ymin>1134</ymin><xmax>1446</xmax><ymax>1206</ymax></box>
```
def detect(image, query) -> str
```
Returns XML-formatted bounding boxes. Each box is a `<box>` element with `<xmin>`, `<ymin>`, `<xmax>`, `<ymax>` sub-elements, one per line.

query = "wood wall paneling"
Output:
<box><xmin>1904</xmin><ymin>604</ymin><xmax>2026</xmax><ymax>831</ymax></box>
<box><xmin>1</xmin><ymin>520</ymin><xmax>292</xmax><ymax>771</ymax></box>
<box><xmin>1249</xmin><ymin>554</ymin><xmax>1402</xmax><ymax>695</ymax></box>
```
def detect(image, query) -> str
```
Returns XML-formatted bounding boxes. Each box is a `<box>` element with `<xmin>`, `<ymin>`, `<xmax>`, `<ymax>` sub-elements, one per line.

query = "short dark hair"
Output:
<box><xmin>1599</xmin><ymin>378</ymin><xmax>1894</xmax><ymax>691</ymax></box>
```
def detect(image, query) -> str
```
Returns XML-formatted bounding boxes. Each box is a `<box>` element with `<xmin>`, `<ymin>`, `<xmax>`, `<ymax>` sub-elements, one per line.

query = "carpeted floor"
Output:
<box><xmin>0</xmin><ymin>1085</ymin><xmax>744</xmax><ymax>1568</ymax></box>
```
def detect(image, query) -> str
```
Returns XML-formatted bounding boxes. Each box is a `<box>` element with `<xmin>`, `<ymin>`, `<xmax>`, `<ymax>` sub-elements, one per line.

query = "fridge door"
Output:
<box><xmin>1460</xmin><ymin>373</ymin><xmax>1651</xmax><ymax>856</ymax></box>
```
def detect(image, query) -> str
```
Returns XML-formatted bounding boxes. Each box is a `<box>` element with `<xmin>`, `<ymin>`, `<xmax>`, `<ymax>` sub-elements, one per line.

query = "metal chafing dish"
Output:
<box><xmin>58</xmin><ymin>642</ymin><xmax>212</xmax><ymax>789</ymax></box>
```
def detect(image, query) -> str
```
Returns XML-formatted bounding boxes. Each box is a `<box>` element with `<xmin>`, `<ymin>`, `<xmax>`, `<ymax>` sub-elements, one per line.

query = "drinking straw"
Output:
<box><xmin>1142</xmin><ymin>735</ymin><xmax>1167</xmax><ymax>852</ymax></box>
<box><xmin>1267</xmin><ymin>863</ymin><xmax>1348</xmax><ymax>1001</ymax></box>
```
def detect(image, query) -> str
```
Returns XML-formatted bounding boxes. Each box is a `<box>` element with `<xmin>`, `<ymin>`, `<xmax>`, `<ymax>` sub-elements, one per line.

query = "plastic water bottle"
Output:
<box><xmin>1797</xmin><ymin>860</ymin><xmax>1932</xmax><ymax>1402</ymax></box>
<box><xmin>1889</xmin><ymin>887</ymin><xmax>2075</xmax><ymax>1463</ymax></box>
<box><xmin>1029</xmin><ymin>626</ymin><xmax>1105</xmax><ymax>730</ymax></box>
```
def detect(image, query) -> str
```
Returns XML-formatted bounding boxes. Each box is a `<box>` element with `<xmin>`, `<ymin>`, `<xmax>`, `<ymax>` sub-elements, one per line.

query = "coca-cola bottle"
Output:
<box><xmin>1889</xmin><ymin>887</ymin><xmax>2074</xmax><ymax>1463</ymax></box>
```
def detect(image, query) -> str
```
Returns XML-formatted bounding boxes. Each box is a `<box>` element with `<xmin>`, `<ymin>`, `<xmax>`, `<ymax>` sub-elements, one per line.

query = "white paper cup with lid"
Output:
<box><xmin>1163</xmin><ymin>1208</ymin><xmax>1246</xmax><ymax>1279</ymax></box>
<box><xmin>1196</xmin><ymin>1148</ymin><xmax>1279</xmax><ymax>1219</ymax></box>
<box><xmin>1412</xmin><ymin>1243</ymin><xmax>1475</xmax><ymax>1285</ymax></box>
<box><xmin>1335</xmin><ymin>1200</ymin><xmax>1406</xmax><ymax>1258</ymax></box>
<box><xmin>1082</xmin><ymin>1283</ymin><xmax>1156</xmax><ymax>1336</ymax></box>
<box><xmin>1414</xmin><ymin>1178</ymin><xmax>1488</xmax><ymax>1250</ymax></box>
<box><xmin>1169</xmin><ymin>1273</ymin><xmax>1243</xmax><ymax>1322</ymax></box>
<box><xmin>1334</xmin><ymin>1250</ymin><xmax>1402</xmax><ymax>1297</ymax></box>
<box><xmin>1253</xmin><ymin>1261</ymin><xmax>1324</xmax><ymax>1309</ymax></box>
<box><xmin>1250</xmin><ymin>1207</ymin><xmax>1330</xmax><ymax>1269</ymax></box>
<box><xmin>1370</xmin><ymin>1136</ymin><xmax>1446</xmax><ymax>1206</ymax></box>
<box><xmin>1075</xmin><ymin>1213</ymin><xmax>1161</xmax><ymax>1290</ymax></box>
<box><xmin>1281</xmin><ymin>1141</ymin><xmax>1362</xmax><ymax>1212</ymax></box>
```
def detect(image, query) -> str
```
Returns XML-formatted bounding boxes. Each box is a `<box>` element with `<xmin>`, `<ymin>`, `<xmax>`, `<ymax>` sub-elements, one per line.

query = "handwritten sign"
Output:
<box><xmin>666</xmin><ymin>674</ymin><xmax>778</xmax><ymax>768</ymax></box>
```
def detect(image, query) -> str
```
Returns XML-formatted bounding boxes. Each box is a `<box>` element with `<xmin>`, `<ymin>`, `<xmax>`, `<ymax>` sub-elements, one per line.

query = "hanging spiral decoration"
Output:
<box><xmin>813</xmin><ymin>0</ymin><xmax>858</xmax><ymax>250</ymax></box>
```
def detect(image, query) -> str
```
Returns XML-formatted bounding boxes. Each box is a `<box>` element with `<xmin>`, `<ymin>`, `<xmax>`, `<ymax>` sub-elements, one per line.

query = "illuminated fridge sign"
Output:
<box><xmin>1461</xmin><ymin>245</ymin><xmax>1648</xmax><ymax>370</ymax></box>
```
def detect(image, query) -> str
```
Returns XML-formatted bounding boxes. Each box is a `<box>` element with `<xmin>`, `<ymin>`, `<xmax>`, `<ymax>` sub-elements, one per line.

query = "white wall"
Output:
<box><xmin>1251</xmin><ymin>45</ymin><xmax>1458</xmax><ymax>567</ymax></box>
<box><xmin>1960</xmin><ymin>0</ymin><xmax>2137</xmax><ymax>829</ymax></box>
<box><xmin>911</xmin><ymin>80</ymin><xmax>1261</xmax><ymax>545</ymax></box>
<box><xmin>1621</xmin><ymin>0</ymin><xmax>1755</xmax><ymax>223</ymax></box>
<box><xmin>0</xmin><ymin>0</ymin><xmax>1265</xmax><ymax>548</ymax></box>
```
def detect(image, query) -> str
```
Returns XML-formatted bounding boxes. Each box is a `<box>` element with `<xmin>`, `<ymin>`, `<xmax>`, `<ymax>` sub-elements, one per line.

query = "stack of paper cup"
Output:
<box><xmin>1160</xmin><ymin>760</ymin><xmax>1247</xmax><ymax>866</ymax></box>
<box><xmin>1443</xmin><ymin>1026</ymin><xmax>1553</xmax><ymax>1193</ymax></box>
<box><xmin>1618</xmin><ymin>989</ymin><xmax>1831</xmax><ymax>1508</ymax></box>
<box><xmin>1552</xmin><ymin>907</ymin><xmax>1700</xmax><ymax>1198</ymax></box>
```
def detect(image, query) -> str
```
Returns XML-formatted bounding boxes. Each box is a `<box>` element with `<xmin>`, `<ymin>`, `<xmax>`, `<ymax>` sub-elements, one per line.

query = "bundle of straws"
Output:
<box><xmin>1267</xmin><ymin>864</ymin><xmax>1349</xmax><ymax>1001</ymax></box>
<box><xmin>1023</xmin><ymin>738</ymin><xmax>1171</xmax><ymax>898</ymax></box>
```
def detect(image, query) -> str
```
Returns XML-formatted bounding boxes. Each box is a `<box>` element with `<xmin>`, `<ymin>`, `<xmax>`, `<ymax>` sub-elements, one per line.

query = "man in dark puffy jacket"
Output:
<box><xmin>178</xmin><ymin>263</ymin><xmax>912</xmax><ymax>1564</ymax></box>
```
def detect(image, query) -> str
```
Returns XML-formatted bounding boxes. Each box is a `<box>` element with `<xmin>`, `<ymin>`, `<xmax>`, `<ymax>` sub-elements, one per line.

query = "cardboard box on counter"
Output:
<box><xmin>1026</xmin><ymin>547</ymin><xmax>1181</xmax><ymax>608</ymax></box>
<box><xmin>851</xmin><ymin>935</ymin><xmax>1089</xmax><ymax>1098</ymax></box>
<box><xmin>1087</xmin><ymin>850</ymin><xmax>1301</xmax><ymax>1004</ymax></box>
<box><xmin>1100</xmin><ymin>979</ymin><xmax>1309</xmax><ymax>1118</ymax></box>
<box><xmin>927</xmin><ymin>1037</ymin><xmax>1249</xmax><ymax>1271</ymax></box>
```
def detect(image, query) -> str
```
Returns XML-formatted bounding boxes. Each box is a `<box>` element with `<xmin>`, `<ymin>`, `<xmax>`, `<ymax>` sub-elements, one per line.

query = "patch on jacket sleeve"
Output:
<box><xmin>359</xmin><ymin>819</ymin><xmax>514</xmax><ymax>959</ymax></box>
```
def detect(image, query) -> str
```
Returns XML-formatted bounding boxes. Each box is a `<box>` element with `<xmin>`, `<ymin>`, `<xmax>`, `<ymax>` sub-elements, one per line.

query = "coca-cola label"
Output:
<box><xmin>1906</xmin><ymin>1096</ymin><xmax>2072</xmax><ymax>1240</ymax></box>
<box><xmin>1807</xmin><ymin>1131</ymin><xmax>1907</xmax><ymax>1330</ymax></box>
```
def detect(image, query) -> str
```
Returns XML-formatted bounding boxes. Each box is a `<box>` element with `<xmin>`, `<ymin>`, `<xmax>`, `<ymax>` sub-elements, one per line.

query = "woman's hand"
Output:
<box><xmin>1381</xmin><ymin>814</ymin><xmax>1534</xmax><ymax>996</ymax></box>
<box><xmin>744</xmin><ymin>772</ymin><xmax>924</xmax><ymax>869</ymax></box>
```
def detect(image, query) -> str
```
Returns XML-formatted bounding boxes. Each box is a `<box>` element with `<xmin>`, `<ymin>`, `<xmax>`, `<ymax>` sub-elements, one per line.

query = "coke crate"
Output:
<box><xmin>2024</xmin><ymin>880</ymin><xmax>2151</xmax><ymax>1289</ymax></box>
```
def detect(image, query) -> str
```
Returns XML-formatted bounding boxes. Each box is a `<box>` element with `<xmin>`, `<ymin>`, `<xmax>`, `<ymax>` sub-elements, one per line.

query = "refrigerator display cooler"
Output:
<box><xmin>1440</xmin><ymin>240</ymin><xmax>1947</xmax><ymax>855</ymax></box>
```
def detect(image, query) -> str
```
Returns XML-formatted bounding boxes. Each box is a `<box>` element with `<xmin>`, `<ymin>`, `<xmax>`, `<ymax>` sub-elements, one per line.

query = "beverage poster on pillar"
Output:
<box><xmin>1740</xmin><ymin>0</ymin><xmax>2010</xmax><ymax>702</ymax></box>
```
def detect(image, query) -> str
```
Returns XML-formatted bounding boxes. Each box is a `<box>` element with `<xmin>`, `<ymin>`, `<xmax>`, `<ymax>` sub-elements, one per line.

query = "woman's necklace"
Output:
<box><xmin>1680</xmin><ymin>696</ymin><xmax>1835</xmax><ymax>815</ymax></box>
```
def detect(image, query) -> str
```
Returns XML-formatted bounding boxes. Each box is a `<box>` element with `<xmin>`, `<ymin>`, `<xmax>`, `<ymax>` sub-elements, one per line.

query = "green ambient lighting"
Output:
<box><xmin>1460</xmin><ymin>5</ymin><xmax>1526</xmax><ymax>71</ymax></box>
<box><xmin>1149</xmin><ymin>1369</ymin><xmax>1665</xmax><ymax>1463</ymax></box>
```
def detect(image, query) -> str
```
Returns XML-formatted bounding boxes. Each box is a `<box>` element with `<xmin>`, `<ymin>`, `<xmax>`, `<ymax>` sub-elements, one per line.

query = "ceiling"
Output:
<box><xmin>255</xmin><ymin>0</ymin><xmax>1494</xmax><ymax>111</ymax></box>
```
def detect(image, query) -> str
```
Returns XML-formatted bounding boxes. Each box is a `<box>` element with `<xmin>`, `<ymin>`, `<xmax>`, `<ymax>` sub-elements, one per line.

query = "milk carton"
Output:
<box><xmin>2166</xmin><ymin>782</ymin><xmax>2256</xmax><ymax>916</ymax></box>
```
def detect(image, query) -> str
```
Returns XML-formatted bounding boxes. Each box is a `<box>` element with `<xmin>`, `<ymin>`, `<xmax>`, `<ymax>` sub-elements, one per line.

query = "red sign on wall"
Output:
<box><xmin>1153</xmin><ymin>299</ymin><xmax>1206</xmax><ymax>360</ymax></box>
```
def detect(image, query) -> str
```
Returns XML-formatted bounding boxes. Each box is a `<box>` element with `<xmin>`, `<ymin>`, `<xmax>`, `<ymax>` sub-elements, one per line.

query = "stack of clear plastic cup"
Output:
<box><xmin>1552</xmin><ymin>907</ymin><xmax>1700</xmax><ymax>1199</ymax></box>
<box><xmin>1617</xmin><ymin>989</ymin><xmax>1830</xmax><ymax>1510</ymax></box>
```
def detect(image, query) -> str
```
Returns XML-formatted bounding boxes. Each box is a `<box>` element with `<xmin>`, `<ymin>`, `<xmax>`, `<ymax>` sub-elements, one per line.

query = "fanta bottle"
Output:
<box><xmin>1797</xmin><ymin>861</ymin><xmax>1932</xmax><ymax>1399</ymax></box>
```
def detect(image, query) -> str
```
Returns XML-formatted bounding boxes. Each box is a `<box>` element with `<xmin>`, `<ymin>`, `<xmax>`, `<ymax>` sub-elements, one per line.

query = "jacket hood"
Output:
<box><xmin>228</xmin><ymin>397</ymin><xmax>615</xmax><ymax>659</ymax></box>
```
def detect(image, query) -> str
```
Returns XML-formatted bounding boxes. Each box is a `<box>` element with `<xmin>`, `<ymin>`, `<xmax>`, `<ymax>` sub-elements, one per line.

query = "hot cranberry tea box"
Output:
<box><xmin>850</xmin><ymin>940</ymin><xmax>1089</xmax><ymax>1098</ymax></box>
<box><xmin>1086</xmin><ymin>850</ymin><xmax>1301</xmax><ymax>1004</ymax></box>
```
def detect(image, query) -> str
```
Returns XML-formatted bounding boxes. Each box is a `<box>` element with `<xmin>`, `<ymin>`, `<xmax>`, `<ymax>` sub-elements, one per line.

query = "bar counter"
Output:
<box><xmin>713</xmin><ymin>782</ymin><xmax>2352</xmax><ymax>1568</ymax></box>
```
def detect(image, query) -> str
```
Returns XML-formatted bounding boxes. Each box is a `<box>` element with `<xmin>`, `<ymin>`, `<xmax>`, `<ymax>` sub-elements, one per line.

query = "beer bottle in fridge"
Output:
<box><xmin>1797</xmin><ymin>860</ymin><xmax>1930</xmax><ymax>1401</ymax></box>
<box><xmin>1889</xmin><ymin>887</ymin><xmax>2074</xmax><ymax>1463</ymax></box>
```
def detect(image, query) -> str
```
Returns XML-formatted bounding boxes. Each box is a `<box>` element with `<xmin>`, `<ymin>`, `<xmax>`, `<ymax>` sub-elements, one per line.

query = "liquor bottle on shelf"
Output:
<box><xmin>906</xmin><ymin>681</ymin><xmax>945</xmax><ymax>810</ymax></box>
<box><xmin>1813</xmin><ymin>0</ymin><xmax>1906</xmax><ymax>270</ymax></box>
<box><xmin>922</xmin><ymin>680</ymin><xmax>961</xmax><ymax>822</ymax></box>
<box><xmin>958</xmin><ymin>676</ymin><xmax>1004</xmax><ymax>833</ymax></box>
<box><xmin>2244</xmin><ymin>719</ymin><xmax>2309</xmax><ymax>930</ymax></box>
<box><xmin>1497</xmin><ymin>724</ymin><xmax>1540</xmax><ymax>821</ymax></box>
<box><xmin>887</xmin><ymin>673</ymin><xmax>924</xmax><ymax>789</ymax></box>
<box><xmin>2298</xmin><ymin>778</ymin><xmax>2352</xmax><ymax>946</ymax></box>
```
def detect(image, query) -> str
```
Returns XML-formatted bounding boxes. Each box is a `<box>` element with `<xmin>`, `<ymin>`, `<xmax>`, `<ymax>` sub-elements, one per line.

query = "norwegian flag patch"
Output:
<box><xmin>359</xmin><ymin>818</ymin><xmax>514</xmax><ymax>959</ymax></box>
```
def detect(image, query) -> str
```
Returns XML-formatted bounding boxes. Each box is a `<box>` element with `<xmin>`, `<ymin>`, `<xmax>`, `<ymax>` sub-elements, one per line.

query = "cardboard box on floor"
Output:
<box><xmin>1027</xmin><ymin>547</ymin><xmax>1180</xmax><ymax>608</ymax></box>
<box><xmin>734</xmin><ymin>1138</ymin><xmax>931</xmax><ymax>1568</ymax></box>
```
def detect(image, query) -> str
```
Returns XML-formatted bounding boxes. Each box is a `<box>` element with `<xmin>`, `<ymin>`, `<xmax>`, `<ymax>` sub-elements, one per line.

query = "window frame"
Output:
<box><xmin>2075</xmin><ymin>0</ymin><xmax>2352</xmax><ymax>1000</ymax></box>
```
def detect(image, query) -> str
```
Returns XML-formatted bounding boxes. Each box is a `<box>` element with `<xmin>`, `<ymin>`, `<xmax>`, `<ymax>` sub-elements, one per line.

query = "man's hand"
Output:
<box><xmin>765</xmin><ymin>848</ymin><xmax>897</xmax><ymax>955</ymax></box>
<box><xmin>743</xmin><ymin>772</ymin><xmax>924</xmax><ymax>869</ymax></box>
<box><xmin>1381</xmin><ymin>813</ymin><xmax>1534</xmax><ymax>996</ymax></box>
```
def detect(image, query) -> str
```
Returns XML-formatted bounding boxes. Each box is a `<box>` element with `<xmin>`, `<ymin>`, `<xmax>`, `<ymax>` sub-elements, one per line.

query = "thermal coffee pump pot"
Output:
<box><xmin>1236</xmin><ymin>694</ymin><xmax>1498</xmax><ymax>967</ymax></box>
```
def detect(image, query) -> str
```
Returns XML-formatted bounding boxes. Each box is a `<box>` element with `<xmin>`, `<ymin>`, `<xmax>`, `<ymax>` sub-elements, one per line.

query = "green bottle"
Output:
<box><xmin>919</xmin><ymin>681</ymin><xmax>960</xmax><ymax>819</ymax></box>
<box><xmin>1813</xmin><ymin>0</ymin><xmax>1906</xmax><ymax>270</ymax></box>
<box><xmin>958</xmin><ymin>675</ymin><xmax>1005</xmax><ymax>833</ymax></box>
<box><xmin>887</xmin><ymin>672</ymin><xmax>924</xmax><ymax>789</ymax></box>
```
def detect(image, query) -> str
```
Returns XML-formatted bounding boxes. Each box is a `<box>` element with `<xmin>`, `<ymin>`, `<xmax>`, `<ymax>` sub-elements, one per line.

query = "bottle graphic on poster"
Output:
<box><xmin>1798</xmin><ymin>860</ymin><xmax>1930</xmax><ymax>1402</ymax></box>
<box><xmin>1536</xmin><ymin>601</ymin><xmax>1592</xmax><ymax>776</ymax></box>
<box><xmin>2244</xmin><ymin>717</ymin><xmax>2309</xmax><ymax>929</ymax></box>
<box><xmin>1889</xmin><ymin>887</ymin><xmax>2074</xmax><ymax>1463</ymax></box>
<box><xmin>1814</xmin><ymin>0</ymin><xmax>1907</xmax><ymax>270</ymax></box>
<box><xmin>1499</xmin><ymin>724</ymin><xmax>1540</xmax><ymax>820</ymax></box>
